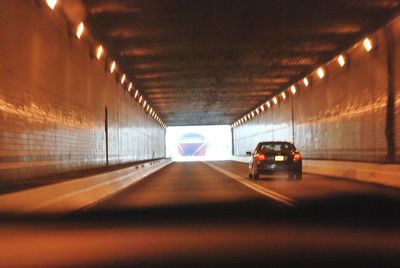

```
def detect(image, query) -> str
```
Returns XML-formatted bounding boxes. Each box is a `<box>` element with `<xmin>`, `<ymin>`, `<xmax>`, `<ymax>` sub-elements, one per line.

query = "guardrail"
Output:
<box><xmin>231</xmin><ymin>156</ymin><xmax>400</xmax><ymax>189</ymax></box>
<box><xmin>0</xmin><ymin>158</ymin><xmax>173</xmax><ymax>215</ymax></box>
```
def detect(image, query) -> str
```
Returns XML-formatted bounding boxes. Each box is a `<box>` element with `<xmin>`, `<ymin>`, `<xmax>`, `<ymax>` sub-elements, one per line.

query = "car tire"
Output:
<box><xmin>253</xmin><ymin>166</ymin><xmax>259</xmax><ymax>180</ymax></box>
<box><xmin>289</xmin><ymin>172</ymin><xmax>302</xmax><ymax>180</ymax></box>
<box><xmin>295</xmin><ymin>172</ymin><xmax>302</xmax><ymax>180</ymax></box>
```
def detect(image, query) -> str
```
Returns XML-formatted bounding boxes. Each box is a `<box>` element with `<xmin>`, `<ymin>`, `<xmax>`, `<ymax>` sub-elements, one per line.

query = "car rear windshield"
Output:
<box><xmin>259</xmin><ymin>143</ymin><xmax>295</xmax><ymax>152</ymax></box>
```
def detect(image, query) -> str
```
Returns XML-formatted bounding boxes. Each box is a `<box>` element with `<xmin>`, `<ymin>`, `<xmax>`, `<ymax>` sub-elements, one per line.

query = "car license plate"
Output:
<box><xmin>274</xmin><ymin>155</ymin><xmax>285</xmax><ymax>161</ymax></box>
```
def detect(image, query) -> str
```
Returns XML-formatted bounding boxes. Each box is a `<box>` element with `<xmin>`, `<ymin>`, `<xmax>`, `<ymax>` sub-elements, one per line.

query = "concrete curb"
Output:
<box><xmin>0</xmin><ymin>159</ymin><xmax>172</xmax><ymax>215</ymax></box>
<box><xmin>231</xmin><ymin>156</ymin><xmax>400</xmax><ymax>189</ymax></box>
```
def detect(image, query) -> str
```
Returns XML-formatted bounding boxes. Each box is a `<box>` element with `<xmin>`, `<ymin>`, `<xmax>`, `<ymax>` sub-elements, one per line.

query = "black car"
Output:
<box><xmin>247</xmin><ymin>141</ymin><xmax>302</xmax><ymax>180</ymax></box>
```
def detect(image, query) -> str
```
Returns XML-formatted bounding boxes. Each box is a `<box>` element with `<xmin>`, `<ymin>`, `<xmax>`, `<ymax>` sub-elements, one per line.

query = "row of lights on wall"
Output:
<box><xmin>45</xmin><ymin>0</ymin><xmax>167</xmax><ymax>129</ymax></box>
<box><xmin>231</xmin><ymin>37</ymin><xmax>374</xmax><ymax>128</ymax></box>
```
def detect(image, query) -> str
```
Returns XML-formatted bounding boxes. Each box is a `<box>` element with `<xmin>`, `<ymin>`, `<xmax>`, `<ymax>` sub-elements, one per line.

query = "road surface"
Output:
<box><xmin>1</xmin><ymin>161</ymin><xmax>400</xmax><ymax>267</ymax></box>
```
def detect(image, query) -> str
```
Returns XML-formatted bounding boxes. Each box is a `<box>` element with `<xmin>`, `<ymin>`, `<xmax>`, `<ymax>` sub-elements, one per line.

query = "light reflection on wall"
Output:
<box><xmin>166</xmin><ymin>125</ymin><xmax>232</xmax><ymax>161</ymax></box>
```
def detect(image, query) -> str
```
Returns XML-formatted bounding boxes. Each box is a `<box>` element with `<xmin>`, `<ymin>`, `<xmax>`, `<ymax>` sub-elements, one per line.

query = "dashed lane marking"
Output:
<box><xmin>204</xmin><ymin>162</ymin><xmax>298</xmax><ymax>208</ymax></box>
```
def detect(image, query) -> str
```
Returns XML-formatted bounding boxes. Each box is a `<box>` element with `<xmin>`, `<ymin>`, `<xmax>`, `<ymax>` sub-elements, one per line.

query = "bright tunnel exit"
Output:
<box><xmin>166</xmin><ymin>125</ymin><xmax>232</xmax><ymax>161</ymax></box>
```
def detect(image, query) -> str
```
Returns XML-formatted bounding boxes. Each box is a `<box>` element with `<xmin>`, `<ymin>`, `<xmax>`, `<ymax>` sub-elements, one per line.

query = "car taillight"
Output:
<box><xmin>255</xmin><ymin>153</ymin><xmax>266</xmax><ymax>161</ymax></box>
<box><xmin>293</xmin><ymin>152</ymin><xmax>302</xmax><ymax>161</ymax></box>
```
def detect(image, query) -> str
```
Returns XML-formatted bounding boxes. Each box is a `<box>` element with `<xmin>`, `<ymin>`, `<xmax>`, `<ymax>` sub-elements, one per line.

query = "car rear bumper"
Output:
<box><xmin>256</xmin><ymin>162</ymin><xmax>302</xmax><ymax>173</ymax></box>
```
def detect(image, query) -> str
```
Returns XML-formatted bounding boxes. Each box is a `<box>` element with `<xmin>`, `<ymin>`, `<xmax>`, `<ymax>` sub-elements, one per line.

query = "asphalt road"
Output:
<box><xmin>1</xmin><ymin>161</ymin><xmax>400</xmax><ymax>267</ymax></box>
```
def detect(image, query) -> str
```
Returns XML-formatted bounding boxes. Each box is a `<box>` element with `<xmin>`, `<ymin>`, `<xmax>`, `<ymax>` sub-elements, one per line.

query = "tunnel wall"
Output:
<box><xmin>0</xmin><ymin>1</ymin><xmax>165</xmax><ymax>182</ymax></box>
<box><xmin>234</xmin><ymin>16</ymin><xmax>400</xmax><ymax>163</ymax></box>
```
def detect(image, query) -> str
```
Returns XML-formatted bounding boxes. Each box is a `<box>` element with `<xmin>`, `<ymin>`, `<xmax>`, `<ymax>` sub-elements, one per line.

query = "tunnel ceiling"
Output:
<box><xmin>81</xmin><ymin>0</ymin><xmax>399</xmax><ymax>126</ymax></box>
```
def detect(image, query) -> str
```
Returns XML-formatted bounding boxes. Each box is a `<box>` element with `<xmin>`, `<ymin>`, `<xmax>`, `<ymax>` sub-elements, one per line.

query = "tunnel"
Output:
<box><xmin>0</xmin><ymin>0</ymin><xmax>400</xmax><ymax>267</ymax></box>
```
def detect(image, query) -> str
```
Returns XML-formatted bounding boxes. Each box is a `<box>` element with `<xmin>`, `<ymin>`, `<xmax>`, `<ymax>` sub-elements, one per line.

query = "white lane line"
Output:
<box><xmin>204</xmin><ymin>162</ymin><xmax>298</xmax><ymax>208</ymax></box>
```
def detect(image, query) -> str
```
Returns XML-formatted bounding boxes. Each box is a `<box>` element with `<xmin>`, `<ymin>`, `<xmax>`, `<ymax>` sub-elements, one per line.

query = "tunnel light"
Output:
<box><xmin>260</xmin><ymin>105</ymin><xmax>265</xmax><ymax>112</ymax></box>
<box><xmin>150</xmin><ymin>108</ymin><xmax>153</xmax><ymax>114</ymax></box>
<box><xmin>251</xmin><ymin>111</ymin><xmax>255</xmax><ymax>117</ymax></box>
<box><xmin>96</xmin><ymin>45</ymin><xmax>103</xmax><ymax>60</ymax></box>
<box><xmin>76</xmin><ymin>22</ymin><xmax>84</xmax><ymax>39</ymax></box>
<box><xmin>303</xmin><ymin>77</ymin><xmax>309</xmax><ymax>87</ymax></box>
<box><xmin>120</xmin><ymin>74</ymin><xmax>126</xmax><ymax>84</ymax></box>
<box><xmin>281</xmin><ymin>92</ymin><xmax>286</xmax><ymax>99</ymax></box>
<box><xmin>139</xmin><ymin>96</ymin><xmax>142</xmax><ymax>103</ymax></box>
<box><xmin>317</xmin><ymin>67</ymin><xmax>325</xmax><ymax>79</ymax></box>
<box><xmin>143</xmin><ymin>100</ymin><xmax>147</xmax><ymax>108</ymax></box>
<box><xmin>272</xmin><ymin>97</ymin><xmax>278</xmax><ymax>105</ymax></box>
<box><xmin>110</xmin><ymin>61</ymin><xmax>116</xmax><ymax>73</ymax></box>
<box><xmin>147</xmin><ymin>105</ymin><xmax>150</xmax><ymax>111</ymax></box>
<box><xmin>256</xmin><ymin>108</ymin><xmax>259</xmax><ymax>114</ymax></box>
<box><xmin>363</xmin><ymin>38</ymin><xmax>373</xmax><ymax>52</ymax></box>
<box><xmin>128</xmin><ymin>82</ymin><xmax>133</xmax><ymax>92</ymax></box>
<box><xmin>134</xmin><ymin>90</ymin><xmax>139</xmax><ymax>98</ymax></box>
<box><xmin>244</xmin><ymin>117</ymin><xmax>247</xmax><ymax>122</ymax></box>
<box><xmin>266</xmin><ymin>101</ymin><xmax>271</xmax><ymax>108</ymax></box>
<box><xmin>338</xmin><ymin>55</ymin><xmax>346</xmax><ymax>67</ymax></box>
<box><xmin>248</xmin><ymin>114</ymin><xmax>251</xmax><ymax>119</ymax></box>
<box><xmin>46</xmin><ymin>0</ymin><xmax>57</xmax><ymax>10</ymax></box>
<box><xmin>290</xmin><ymin>85</ymin><xmax>297</xmax><ymax>94</ymax></box>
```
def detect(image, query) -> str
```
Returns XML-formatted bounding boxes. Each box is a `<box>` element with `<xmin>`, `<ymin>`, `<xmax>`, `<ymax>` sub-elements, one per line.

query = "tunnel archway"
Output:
<box><xmin>178</xmin><ymin>133</ymin><xmax>208</xmax><ymax>156</ymax></box>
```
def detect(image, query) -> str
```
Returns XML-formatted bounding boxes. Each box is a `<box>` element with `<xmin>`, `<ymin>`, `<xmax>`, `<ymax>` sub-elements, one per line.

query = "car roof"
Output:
<box><xmin>258</xmin><ymin>141</ymin><xmax>294</xmax><ymax>145</ymax></box>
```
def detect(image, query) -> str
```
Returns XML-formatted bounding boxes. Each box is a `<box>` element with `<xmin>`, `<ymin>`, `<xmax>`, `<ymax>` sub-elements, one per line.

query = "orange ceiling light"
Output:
<box><xmin>96</xmin><ymin>45</ymin><xmax>103</xmax><ymax>60</ymax></box>
<box><xmin>110</xmin><ymin>61</ymin><xmax>116</xmax><ymax>73</ymax></box>
<box><xmin>46</xmin><ymin>0</ymin><xmax>57</xmax><ymax>10</ymax></box>
<box><xmin>338</xmin><ymin>55</ymin><xmax>346</xmax><ymax>67</ymax></box>
<box><xmin>317</xmin><ymin>67</ymin><xmax>325</xmax><ymax>79</ymax></box>
<box><xmin>363</xmin><ymin>38</ymin><xmax>373</xmax><ymax>52</ymax></box>
<box><xmin>303</xmin><ymin>77</ymin><xmax>309</xmax><ymax>87</ymax></box>
<box><xmin>76</xmin><ymin>22</ymin><xmax>84</xmax><ymax>39</ymax></box>
<box><xmin>290</xmin><ymin>85</ymin><xmax>297</xmax><ymax>94</ymax></box>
